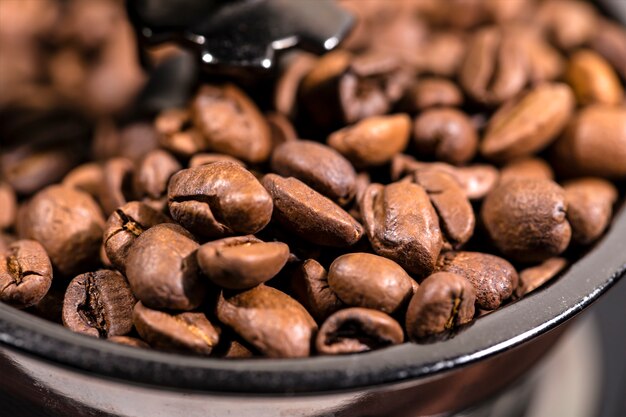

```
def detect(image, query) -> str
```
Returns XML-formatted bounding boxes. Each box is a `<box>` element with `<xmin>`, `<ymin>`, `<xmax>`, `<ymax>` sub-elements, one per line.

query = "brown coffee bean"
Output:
<box><xmin>156</xmin><ymin>109</ymin><xmax>207</xmax><ymax>158</ymax></box>
<box><xmin>316</xmin><ymin>307</ymin><xmax>404</xmax><ymax>355</ymax></box>
<box><xmin>108</xmin><ymin>336</ymin><xmax>150</xmax><ymax>349</ymax></box>
<box><xmin>566</xmin><ymin>49</ymin><xmax>624</xmax><ymax>106</ymax></box>
<box><xmin>197</xmin><ymin>235</ymin><xmax>289</xmax><ymax>290</ymax></box>
<box><xmin>18</xmin><ymin>185</ymin><xmax>104</xmax><ymax>277</ymax></box>
<box><xmin>414</xmin><ymin>32</ymin><xmax>466</xmax><ymax>77</ymax></box>
<box><xmin>401</xmin><ymin>78</ymin><xmax>463</xmax><ymax>112</ymax></box>
<box><xmin>274</xmin><ymin>52</ymin><xmax>317</xmax><ymax>118</ymax></box>
<box><xmin>0</xmin><ymin>240</ymin><xmax>52</xmax><ymax>308</ymax></box>
<box><xmin>328</xmin><ymin>114</ymin><xmax>411</xmax><ymax>168</ymax></box>
<box><xmin>516</xmin><ymin>257</ymin><xmax>567</xmax><ymax>298</ymax></box>
<box><xmin>591</xmin><ymin>19</ymin><xmax>626</xmax><ymax>80</ymax></box>
<box><xmin>412</xmin><ymin>169</ymin><xmax>475</xmax><ymax>248</ymax></box>
<box><xmin>460</xmin><ymin>26</ymin><xmax>527</xmax><ymax>105</ymax></box>
<box><xmin>361</xmin><ymin>182</ymin><xmax>442</xmax><ymax>276</ymax></box>
<box><xmin>266</xmin><ymin>112</ymin><xmax>298</xmax><ymax>149</ymax></box>
<box><xmin>499</xmin><ymin>157</ymin><xmax>554</xmax><ymax>184</ymax></box>
<box><xmin>133</xmin><ymin>302</ymin><xmax>219</xmax><ymax>355</ymax></box>
<box><xmin>191</xmin><ymin>84</ymin><xmax>271</xmax><ymax>164</ymax></box>
<box><xmin>328</xmin><ymin>253</ymin><xmax>414</xmax><ymax>314</ymax></box>
<box><xmin>262</xmin><ymin>174</ymin><xmax>363</xmax><ymax>247</ymax></box>
<box><xmin>482</xmin><ymin>179</ymin><xmax>571</xmax><ymax>263</ymax></box>
<box><xmin>481</xmin><ymin>83</ymin><xmax>575</xmax><ymax>161</ymax></box>
<box><xmin>155</xmin><ymin>108</ymin><xmax>190</xmax><ymax>136</ymax></box>
<box><xmin>563</xmin><ymin>178</ymin><xmax>618</xmax><ymax>245</ymax></box>
<box><xmin>291</xmin><ymin>259</ymin><xmax>343</xmax><ymax>322</ymax></box>
<box><xmin>99</xmin><ymin>157</ymin><xmax>134</xmax><ymax>216</ymax></box>
<box><xmin>0</xmin><ymin>182</ymin><xmax>17</xmax><ymax>230</ymax></box>
<box><xmin>438</xmin><ymin>251</ymin><xmax>518</xmax><ymax>310</ymax></box>
<box><xmin>188</xmin><ymin>153</ymin><xmax>245</xmax><ymax>169</ymax></box>
<box><xmin>537</xmin><ymin>0</ymin><xmax>597</xmax><ymax>50</ymax></box>
<box><xmin>62</xmin><ymin>162</ymin><xmax>104</xmax><ymax>199</ymax></box>
<box><xmin>216</xmin><ymin>284</ymin><xmax>317</xmax><ymax>358</ymax></box>
<box><xmin>552</xmin><ymin>105</ymin><xmax>626</xmax><ymax>179</ymax></box>
<box><xmin>519</xmin><ymin>28</ymin><xmax>565</xmax><ymax>84</ymax></box>
<box><xmin>103</xmin><ymin>201</ymin><xmax>172</xmax><ymax>273</ymax></box>
<box><xmin>413</xmin><ymin>108</ymin><xmax>478</xmax><ymax>165</ymax></box>
<box><xmin>133</xmin><ymin>149</ymin><xmax>181</xmax><ymax>200</ymax></box>
<box><xmin>168</xmin><ymin>162</ymin><xmax>273</xmax><ymax>239</ymax></box>
<box><xmin>62</xmin><ymin>270</ymin><xmax>135</xmax><ymax>338</ymax></box>
<box><xmin>126</xmin><ymin>223</ymin><xmax>204</xmax><ymax>311</ymax></box>
<box><xmin>271</xmin><ymin>140</ymin><xmax>357</xmax><ymax>205</ymax></box>
<box><xmin>405</xmin><ymin>272</ymin><xmax>476</xmax><ymax>340</ymax></box>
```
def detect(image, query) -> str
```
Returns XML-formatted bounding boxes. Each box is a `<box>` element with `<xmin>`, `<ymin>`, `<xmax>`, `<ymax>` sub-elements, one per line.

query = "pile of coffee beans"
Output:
<box><xmin>1</xmin><ymin>0</ymin><xmax>625</xmax><ymax>359</ymax></box>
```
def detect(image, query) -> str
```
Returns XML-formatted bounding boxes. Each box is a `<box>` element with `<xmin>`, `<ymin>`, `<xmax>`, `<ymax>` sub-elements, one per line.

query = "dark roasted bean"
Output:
<box><xmin>0</xmin><ymin>240</ymin><xmax>52</xmax><ymax>308</ymax></box>
<box><xmin>516</xmin><ymin>257</ymin><xmax>567</xmax><ymax>298</ymax></box>
<box><xmin>566</xmin><ymin>49</ymin><xmax>624</xmax><ymax>106</ymax></box>
<box><xmin>99</xmin><ymin>157</ymin><xmax>134</xmax><ymax>216</ymax></box>
<box><xmin>133</xmin><ymin>149</ymin><xmax>181</xmax><ymax>200</ymax></box>
<box><xmin>291</xmin><ymin>259</ymin><xmax>343</xmax><ymax>322</ymax></box>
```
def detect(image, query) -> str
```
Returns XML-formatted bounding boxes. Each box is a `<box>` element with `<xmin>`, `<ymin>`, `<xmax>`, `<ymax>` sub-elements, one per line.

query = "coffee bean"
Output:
<box><xmin>552</xmin><ymin>105</ymin><xmax>626</xmax><ymax>179</ymax></box>
<box><xmin>0</xmin><ymin>240</ymin><xmax>52</xmax><ymax>308</ymax></box>
<box><xmin>481</xmin><ymin>83</ymin><xmax>575</xmax><ymax>161</ymax></box>
<box><xmin>62</xmin><ymin>270</ymin><xmax>135</xmax><ymax>338</ymax></box>
<box><xmin>438</xmin><ymin>251</ymin><xmax>518</xmax><ymax>310</ymax></box>
<box><xmin>133</xmin><ymin>149</ymin><xmax>181</xmax><ymax>200</ymax></box>
<box><xmin>62</xmin><ymin>162</ymin><xmax>104</xmax><ymax>199</ymax></box>
<box><xmin>516</xmin><ymin>257</ymin><xmax>567</xmax><ymax>298</ymax></box>
<box><xmin>216</xmin><ymin>284</ymin><xmax>317</xmax><ymax>358</ymax></box>
<box><xmin>103</xmin><ymin>201</ymin><xmax>172</xmax><ymax>273</ymax></box>
<box><xmin>168</xmin><ymin>162</ymin><xmax>273</xmax><ymax>239</ymax></box>
<box><xmin>0</xmin><ymin>182</ymin><xmax>17</xmax><ymax>230</ymax></box>
<box><xmin>291</xmin><ymin>259</ymin><xmax>343</xmax><ymax>322</ymax></box>
<box><xmin>537</xmin><ymin>0</ymin><xmax>598</xmax><ymax>50</ymax></box>
<box><xmin>262</xmin><ymin>174</ymin><xmax>363</xmax><ymax>247</ymax></box>
<box><xmin>99</xmin><ymin>157</ymin><xmax>134</xmax><ymax>216</ymax></box>
<box><xmin>271</xmin><ymin>140</ymin><xmax>357</xmax><ymax>205</ymax></box>
<box><xmin>126</xmin><ymin>223</ymin><xmax>204</xmax><ymax>311</ymax></box>
<box><xmin>266</xmin><ymin>112</ymin><xmax>298</xmax><ymax>149</ymax></box>
<box><xmin>274</xmin><ymin>52</ymin><xmax>317</xmax><ymax>118</ymax></box>
<box><xmin>108</xmin><ymin>336</ymin><xmax>150</xmax><ymax>349</ymax></box>
<box><xmin>328</xmin><ymin>114</ymin><xmax>411</xmax><ymax>168</ymax></box>
<box><xmin>482</xmin><ymin>179</ymin><xmax>571</xmax><ymax>263</ymax></box>
<box><xmin>460</xmin><ymin>26</ymin><xmax>527</xmax><ymax>105</ymax></box>
<box><xmin>519</xmin><ymin>28</ymin><xmax>564</xmax><ymax>84</ymax></box>
<box><xmin>197</xmin><ymin>235</ymin><xmax>289</xmax><ymax>290</ymax></box>
<box><xmin>316</xmin><ymin>307</ymin><xmax>403</xmax><ymax>355</ymax></box>
<box><xmin>566</xmin><ymin>49</ymin><xmax>624</xmax><ymax>106</ymax></box>
<box><xmin>563</xmin><ymin>178</ymin><xmax>618</xmax><ymax>245</ymax></box>
<box><xmin>156</xmin><ymin>109</ymin><xmax>208</xmax><ymax>158</ymax></box>
<box><xmin>133</xmin><ymin>301</ymin><xmax>219</xmax><ymax>355</ymax></box>
<box><xmin>413</xmin><ymin>108</ymin><xmax>478</xmax><ymax>166</ymax></box>
<box><xmin>18</xmin><ymin>185</ymin><xmax>104</xmax><ymax>277</ymax></box>
<box><xmin>405</xmin><ymin>272</ymin><xmax>476</xmax><ymax>340</ymax></box>
<box><xmin>328</xmin><ymin>253</ymin><xmax>414</xmax><ymax>314</ymax></box>
<box><xmin>401</xmin><ymin>77</ymin><xmax>463</xmax><ymax>112</ymax></box>
<box><xmin>188</xmin><ymin>153</ymin><xmax>246</xmax><ymax>169</ymax></box>
<box><xmin>361</xmin><ymin>182</ymin><xmax>442</xmax><ymax>276</ymax></box>
<box><xmin>191</xmin><ymin>84</ymin><xmax>271</xmax><ymax>164</ymax></box>
<box><xmin>412</xmin><ymin>169</ymin><xmax>475</xmax><ymax>249</ymax></box>
<box><xmin>499</xmin><ymin>157</ymin><xmax>554</xmax><ymax>184</ymax></box>
<box><xmin>414</xmin><ymin>32</ymin><xmax>466</xmax><ymax>77</ymax></box>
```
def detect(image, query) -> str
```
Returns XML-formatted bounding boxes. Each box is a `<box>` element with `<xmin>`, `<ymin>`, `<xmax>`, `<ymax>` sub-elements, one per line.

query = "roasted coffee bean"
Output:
<box><xmin>412</xmin><ymin>169</ymin><xmax>475</xmax><ymax>248</ymax></box>
<box><xmin>414</xmin><ymin>32</ymin><xmax>466</xmax><ymax>77</ymax></box>
<box><xmin>197</xmin><ymin>235</ymin><xmax>289</xmax><ymax>290</ymax></box>
<box><xmin>316</xmin><ymin>307</ymin><xmax>403</xmax><ymax>355</ymax></box>
<box><xmin>108</xmin><ymin>336</ymin><xmax>150</xmax><ymax>349</ymax></box>
<box><xmin>188</xmin><ymin>153</ymin><xmax>245</xmax><ymax>168</ymax></box>
<box><xmin>481</xmin><ymin>83</ymin><xmax>575</xmax><ymax>161</ymax></box>
<box><xmin>133</xmin><ymin>302</ymin><xmax>219</xmax><ymax>355</ymax></box>
<box><xmin>591</xmin><ymin>19</ymin><xmax>626</xmax><ymax>80</ymax></box>
<box><xmin>519</xmin><ymin>28</ymin><xmax>565</xmax><ymax>84</ymax></box>
<box><xmin>262</xmin><ymin>174</ymin><xmax>363</xmax><ymax>247</ymax></box>
<box><xmin>156</xmin><ymin>109</ymin><xmax>207</xmax><ymax>158</ymax></box>
<box><xmin>266</xmin><ymin>112</ymin><xmax>298</xmax><ymax>149</ymax></box>
<box><xmin>328</xmin><ymin>114</ymin><xmax>411</xmax><ymax>168</ymax></box>
<box><xmin>482</xmin><ymin>179</ymin><xmax>571</xmax><ymax>263</ymax></box>
<box><xmin>460</xmin><ymin>26</ymin><xmax>527</xmax><ymax>105</ymax></box>
<box><xmin>168</xmin><ymin>162</ymin><xmax>273</xmax><ymax>238</ymax></box>
<box><xmin>361</xmin><ymin>182</ymin><xmax>442</xmax><ymax>276</ymax></box>
<box><xmin>566</xmin><ymin>49</ymin><xmax>624</xmax><ymax>106</ymax></box>
<box><xmin>499</xmin><ymin>157</ymin><xmax>554</xmax><ymax>184</ymax></box>
<box><xmin>99</xmin><ymin>157</ymin><xmax>134</xmax><ymax>216</ymax></box>
<box><xmin>274</xmin><ymin>52</ymin><xmax>317</xmax><ymax>118</ymax></box>
<box><xmin>216</xmin><ymin>284</ymin><xmax>317</xmax><ymax>358</ymax></box>
<box><xmin>62</xmin><ymin>162</ymin><xmax>104</xmax><ymax>199</ymax></box>
<box><xmin>405</xmin><ymin>272</ymin><xmax>476</xmax><ymax>340</ymax></box>
<box><xmin>552</xmin><ymin>105</ymin><xmax>626</xmax><ymax>179</ymax></box>
<box><xmin>328</xmin><ymin>253</ymin><xmax>414</xmax><ymax>314</ymax></box>
<box><xmin>0</xmin><ymin>182</ymin><xmax>17</xmax><ymax>230</ymax></box>
<box><xmin>126</xmin><ymin>223</ymin><xmax>204</xmax><ymax>311</ymax></box>
<box><xmin>563</xmin><ymin>178</ymin><xmax>618</xmax><ymax>245</ymax></box>
<box><xmin>291</xmin><ymin>259</ymin><xmax>343</xmax><ymax>322</ymax></box>
<box><xmin>413</xmin><ymin>108</ymin><xmax>478</xmax><ymax>165</ymax></box>
<box><xmin>516</xmin><ymin>257</ymin><xmax>567</xmax><ymax>298</ymax></box>
<box><xmin>103</xmin><ymin>201</ymin><xmax>172</xmax><ymax>273</ymax></box>
<box><xmin>271</xmin><ymin>140</ymin><xmax>357</xmax><ymax>205</ymax></box>
<box><xmin>133</xmin><ymin>149</ymin><xmax>181</xmax><ymax>200</ymax></box>
<box><xmin>0</xmin><ymin>240</ymin><xmax>52</xmax><ymax>308</ymax></box>
<box><xmin>191</xmin><ymin>84</ymin><xmax>271</xmax><ymax>164</ymax></box>
<box><xmin>537</xmin><ymin>0</ymin><xmax>598</xmax><ymax>50</ymax></box>
<box><xmin>438</xmin><ymin>251</ymin><xmax>518</xmax><ymax>310</ymax></box>
<box><xmin>401</xmin><ymin>78</ymin><xmax>463</xmax><ymax>112</ymax></box>
<box><xmin>62</xmin><ymin>270</ymin><xmax>135</xmax><ymax>338</ymax></box>
<box><xmin>18</xmin><ymin>185</ymin><xmax>104</xmax><ymax>277</ymax></box>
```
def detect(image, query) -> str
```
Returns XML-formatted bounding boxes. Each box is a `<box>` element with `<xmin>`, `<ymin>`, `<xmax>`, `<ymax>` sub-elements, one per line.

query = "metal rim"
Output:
<box><xmin>0</xmin><ymin>204</ymin><xmax>625</xmax><ymax>394</ymax></box>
